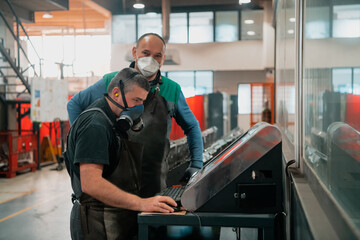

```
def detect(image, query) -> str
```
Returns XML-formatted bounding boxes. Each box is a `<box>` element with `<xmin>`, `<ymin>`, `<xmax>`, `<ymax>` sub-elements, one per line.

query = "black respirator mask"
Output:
<box><xmin>105</xmin><ymin>80</ymin><xmax>145</xmax><ymax>132</ymax></box>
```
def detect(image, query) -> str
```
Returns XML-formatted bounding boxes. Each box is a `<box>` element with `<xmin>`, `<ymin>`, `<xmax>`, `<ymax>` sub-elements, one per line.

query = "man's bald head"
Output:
<box><xmin>136</xmin><ymin>33</ymin><xmax>166</xmax><ymax>49</ymax></box>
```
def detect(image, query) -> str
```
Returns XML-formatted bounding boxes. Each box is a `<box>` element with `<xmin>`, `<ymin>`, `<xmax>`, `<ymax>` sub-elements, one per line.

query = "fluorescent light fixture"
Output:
<box><xmin>133</xmin><ymin>3</ymin><xmax>145</xmax><ymax>9</ymax></box>
<box><xmin>244</xmin><ymin>19</ymin><xmax>254</xmax><ymax>24</ymax></box>
<box><xmin>289</xmin><ymin>17</ymin><xmax>296</xmax><ymax>22</ymax></box>
<box><xmin>288</xmin><ymin>29</ymin><xmax>294</xmax><ymax>34</ymax></box>
<box><xmin>239</xmin><ymin>0</ymin><xmax>251</xmax><ymax>4</ymax></box>
<box><xmin>247</xmin><ymin>31</ymin><xmax>255</xmax><ymax>36</ymax></box>
<box><xmin>42</xmin><ymin>12</ymin><xmax>53</xmax><ymax>19</ymax></box>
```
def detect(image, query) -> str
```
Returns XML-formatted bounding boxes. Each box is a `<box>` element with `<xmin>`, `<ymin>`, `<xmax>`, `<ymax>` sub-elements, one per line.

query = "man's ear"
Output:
<box><xmin>132</xmin><ymin>46</ymin><xmax>137</xmax><ymax>60</ymax></box>
<box><xmin>112</xmin><ymin>87</ymin><xmax>120</xmax><ymax>98</ymax></box>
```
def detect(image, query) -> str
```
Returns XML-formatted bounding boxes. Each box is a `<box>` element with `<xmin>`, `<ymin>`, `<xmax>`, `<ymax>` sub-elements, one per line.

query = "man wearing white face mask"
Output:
<box><xmin>137</xmin><ymin>56</ymin><xmax>160</xmax><ymax>77</ymax></box>
<box><xmin>67</xmin><ymin>33</ymin><xmax>203</xmax><ymax>198</ymax></box>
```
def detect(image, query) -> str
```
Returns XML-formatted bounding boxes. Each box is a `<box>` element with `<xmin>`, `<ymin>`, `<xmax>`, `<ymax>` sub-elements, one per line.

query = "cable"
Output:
<box><xmin>285</xmin><ymin>159</ymin><xmax>296</xmax><ymax>178</ymax></box>
<box><xmin>188</xmin><ymin>211</ymin><xmax>202</xmax><ymax>227</ymax></box>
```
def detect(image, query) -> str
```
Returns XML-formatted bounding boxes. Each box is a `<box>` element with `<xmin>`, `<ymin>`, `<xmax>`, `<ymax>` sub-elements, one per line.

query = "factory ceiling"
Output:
<box><xmin>4</xmin><ymin>0</ymin><xmax>270</xmax><ymax>36</ymax></box>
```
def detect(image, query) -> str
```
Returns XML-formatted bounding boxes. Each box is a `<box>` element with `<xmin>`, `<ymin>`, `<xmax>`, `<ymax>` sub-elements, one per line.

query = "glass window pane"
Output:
<box><xmin>333</xmin><ymin>4</ymin><xmax>360</xmax><ymax>38</ymax></box>
<box><xmin>112</xmin><ymin>15</ymin><xmax>136</xmax><ymax>43</ymax></box>
<box><xmin>74</xmin><ymin>35</ymin><xmax>111</xmax><ymax>77</ymax></box>
<box><xmin>138</xmin><ymin>13</ymin><xmax>162</xmax><ymax>37</ymax></box>
<box><xmin>195</xmin><ymin>71</ymin><xmax>213</xmax><ymax>95</ymax></box>
<box><xmin>169</xmin><ymin>13</ymin><xmax>187</xmax><ymax>43</ymax></box>
<box><xmin>189</xmin><ymin>12</ymin><xmax>214</xmax><ymax>43</ymax></box>
<box><xmin>304</xmin><ymin>0</ymin><xmax>360</xmax><ymax>227</ymax></box>
<box><xmin>275</xmin><ymin>0</ymin><xmax>296</xmax><ymax>140</ymax></box>
<box><xmin>332</xmin><ymin>68</ymin><xmax>352</xmax><ymax>93</ymax></box>
<box><xmin>167</xmin><ymin>71</ymin><xmax>195</xmax><ymax>97</ymax></box>
<box><xmin>238</xmin><ymin>84</ymin><xmax>251</xmax><ymax>114</ymax></box>
<box><xmin>28</xmin><ymin>35</ymin><xmax>110</xmax><ymax>78</ymax></box>
<box><xmin>354</xmin><ymin>68</ymin><xmax>360</xmax><ymax>94</ymax></box>
<box><xmin>305</xmin><ymin>6</ymin><xmax>330</xmax><ymax>39</ymax></box>
<box><xmin>215</xmin><ymin>11</ymin><xmax>239</xmax><ymax>42</ymax></box>
<box><xmin>241</xmin><ymin>9</ymin><xmax>263</xmax><ymax>40</ymax></box>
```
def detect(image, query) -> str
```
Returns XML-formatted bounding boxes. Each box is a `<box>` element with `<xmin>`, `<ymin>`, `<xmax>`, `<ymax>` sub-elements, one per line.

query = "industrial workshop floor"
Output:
<box><xmin>0</xmin><ymin>165</ymin><xmax>255</xmax><ymax>240</ymax></box>
<box><xmin>0</xmin><ymin>164</ymin><xmax>72</xmax><ymax>240</ymax></box>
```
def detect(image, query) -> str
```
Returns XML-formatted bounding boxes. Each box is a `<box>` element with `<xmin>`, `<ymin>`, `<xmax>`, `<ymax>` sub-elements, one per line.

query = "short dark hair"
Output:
<box><xmin>136</xmin><ymin>33</ymin><xmax>166</xmax><ymax>48</ymax></box>
<box><xmin>107</xmin><ymin>68</ymin><xmax>150</xmax><ymax>94</ymax></box>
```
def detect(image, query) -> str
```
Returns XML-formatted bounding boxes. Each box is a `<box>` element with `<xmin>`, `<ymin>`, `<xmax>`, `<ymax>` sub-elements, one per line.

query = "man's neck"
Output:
<box><xmin>105</xmin><ymin>97</ymin><xmax>121</xmax><ymax>118</ymax></box>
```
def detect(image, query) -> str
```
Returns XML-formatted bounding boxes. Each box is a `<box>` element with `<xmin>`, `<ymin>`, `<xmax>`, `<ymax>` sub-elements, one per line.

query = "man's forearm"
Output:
<box><xmin>174</xmin><ymin>92</ymin><xmax>204</xmax><ymax>168</ymax></box>
<box><xmin>80</xmin><ymin>164</ymin><xmax>142</xmax><ymax>210</ymax></box>
<box><xmin>186</xmin><ymin>126</ymin><xmax>204</xmax><ymax>169</ymax></box>
<box><xmin>80</xmin><ymin>163</ymin><xmax>177</xmax><ymax>213</ymax></box>
<box><xmin>88</xmin><ymin>176</ymin><xmax>142</xmax><ymax>210</ymax></box>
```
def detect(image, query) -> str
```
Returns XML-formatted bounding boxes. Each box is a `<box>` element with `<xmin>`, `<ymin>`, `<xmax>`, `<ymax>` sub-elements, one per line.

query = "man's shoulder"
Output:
<box><xmin>103</xmin><ymin>71</ymin><xmax>120</xmax><ymax>89</ymax></box>
<box><xmin>75</xmin><ymin>104</ymin><xmax>113</xmax><ymax>132</ymax></box>
<box><xmin>76</xmin><ymin>111</ymin><xmax>108</xmax><ymax>130</ymax></box>
<box><xmin>159</xmin><ymin>76</ymin><xmax>181</xmax><ymax>104</ymax></box>
<box><xmin>103</xmin><ymin>71</ymin><xmax>119</xmax><ymax>79</ymax></box>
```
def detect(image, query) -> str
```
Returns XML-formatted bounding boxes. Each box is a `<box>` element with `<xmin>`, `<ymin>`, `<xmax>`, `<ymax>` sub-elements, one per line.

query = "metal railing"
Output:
<box><xmin>0</xmin><ymin>0</ymin><xmax>43</xmax><ymax>96</ymax></box>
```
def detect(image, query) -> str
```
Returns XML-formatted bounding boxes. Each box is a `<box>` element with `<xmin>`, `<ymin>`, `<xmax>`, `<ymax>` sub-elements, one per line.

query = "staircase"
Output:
<box><xmin>0</xmin><ymin>0</ymin><xmax>41</xmax><ymax>101</ymax></box>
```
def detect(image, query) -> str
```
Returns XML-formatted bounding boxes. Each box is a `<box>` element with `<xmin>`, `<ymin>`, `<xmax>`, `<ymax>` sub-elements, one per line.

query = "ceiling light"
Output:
<box><xmin>239</xmin><ymin>0</ymin><xmax>251</xmax><ymax>4</ymax></box>
<box><xmin>42</xmin><ymin>12</ymin><xmax>53</xmax><ymax>19</ymax></box>
<box><xmin>247</xmin><ymin>31</ymin><xmax>255</xmax><ymax>36</ymax></box>
<box><xmin>289</xmin><ymin>17</ymin><xmax>296</xmax><ymax>23</ymax></box>
<box><xmin>288</xmin><ymin>29</ymin><xmax>294</xmax><ymax>34</ymax></box>
<box><xmin>133</xmin><ymin>1</ymin><xmax>145</xmax><ymax>9</ymax></box>
<box><xmin>244</xmin><ymin>19</ymin><xmax>254</xmax><ymax>24</ymax></box>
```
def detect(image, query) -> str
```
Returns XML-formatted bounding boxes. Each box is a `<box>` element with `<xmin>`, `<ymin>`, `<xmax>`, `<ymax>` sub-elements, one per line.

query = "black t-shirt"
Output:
<box><xmin>67</xmin><ymin>97</ymin><xmax>119</xmax><ymax>182</ymax></box>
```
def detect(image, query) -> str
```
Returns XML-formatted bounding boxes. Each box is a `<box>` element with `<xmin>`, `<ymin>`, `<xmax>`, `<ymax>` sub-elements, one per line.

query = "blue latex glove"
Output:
<box><xmin>180</xmin><ymin>167</ymin><xmax>200</xmax><ymax>183</ymax></box>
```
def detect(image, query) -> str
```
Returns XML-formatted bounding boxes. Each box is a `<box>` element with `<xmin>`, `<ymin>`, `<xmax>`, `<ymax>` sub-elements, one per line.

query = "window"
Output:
<box><xmin>215</xmin><ymin>11</ymin><xmax>239</xmax><ymax>42</ymax></box>
<box><xmin>168</xmin><ymin>71</ymin><xmax>195</xmax><ymax>97</ymax></box>
<box><xmin>166</xmin><ymin>71</ymin><xmax>213</xmax><ymax>98</ymax></box>
<box><xmin>275</xmin><ymin>0</ymin><xmax>296</xmax><ymax>139</ymax></box>
<box><xmin>354</xmin><ymin>68</ymin><xmax>360</xmax><ymax>94</ymax></box>
<box><xmin>28</xmin><ymin>35</ymin><xmax>111</xmax><ymax>78</ymax></box>
<box><xmin>189</xmin><ymin>12</ymin><xmax>214</xmax><ymax>43</ymax></box>
<box><xmin>305</xmin><ymin>6</ymin><xmax>330</xmax><ymax>39</ymax></box>
<box><xmin>241</xmin><ymin>9</ymin><xmax>264</xmax><ymax>40</ymax></box>
<box><xmin>237</xmin><ymin>84</ymin><xmax>251</xmax><ymax>114</ymax></box>
<box><xmin>138</xmin><ymin>13</ymin><xmax>162</xmax><ymax>38</ymax></box>
<box><xmin>333</xmin><ymin>4</ymin><xmax>360</xmax><ymax>38</ymax></box>
<box><xmin>332</xmin><ymin>68</ymin><xmax>352</xmax><ymax>93</ymax></box>
<box><xmin>112</xmin><ymin>15</ymin><xmax>136</xmax><ymax>43</ymax></box>
<box><xmin>195</xmin><ymin>71</ymin><xmax>213</xmax><ymax>95</ymax></box>
<box><xmin>302</xmin><ymin>0</ymin><xmax>360</xmax><ymax>229</ymax></box>
<box><xmin>111</xmin><ymin>9</ymin><xmax>264</xmax><ymax>44</ymax></box>
<box><xmin>169</xmin><ymin>13</ymin><xmax>188</xmax><ymax>43</ymax></box>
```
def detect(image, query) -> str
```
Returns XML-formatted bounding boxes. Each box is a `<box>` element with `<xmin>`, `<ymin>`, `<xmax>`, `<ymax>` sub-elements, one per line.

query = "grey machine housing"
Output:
<box><xmin>181</xmin><ymin>122</ymin><xmax>283</xmax><ymax>214</ymax></box>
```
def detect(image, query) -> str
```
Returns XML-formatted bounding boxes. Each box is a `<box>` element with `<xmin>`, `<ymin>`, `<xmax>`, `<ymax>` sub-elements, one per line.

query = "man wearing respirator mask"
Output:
<box><xmin>65</xmin><ymin>68</ymin><xmax>177</xmax><ymax>240</ymax></box>
<box><xmin>67</xmin><ymin>33</ymin><xmax>203</xmax><ymax>199</ymax></box>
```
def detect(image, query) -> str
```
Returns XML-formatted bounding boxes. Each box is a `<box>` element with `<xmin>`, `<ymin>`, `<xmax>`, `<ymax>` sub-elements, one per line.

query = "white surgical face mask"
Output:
<box><xmin>137</xmin><ymin>57</ymin><xmax>160</xmax><ymax>77</ymax></box>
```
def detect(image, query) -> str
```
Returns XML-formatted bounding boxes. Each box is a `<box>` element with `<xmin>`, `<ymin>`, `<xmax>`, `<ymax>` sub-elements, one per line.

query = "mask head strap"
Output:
<box><xmin>119</xmin><ymin>72</ymin><xmax>139</xmax><ymax>108</ymax></box>
<box><xmin>105</xmin><ymin>72</ymin><xmax>140</xmax><ymax>111</ymax></box>
<box><xmin>119</xmin><ymin>80</ymin><xmax>128</xmax><ymax>109</ymax></box>
<box><xmin>104</xmin><ymin>93</ymin><xmax>126</xmax><ymax>110</ymax></box>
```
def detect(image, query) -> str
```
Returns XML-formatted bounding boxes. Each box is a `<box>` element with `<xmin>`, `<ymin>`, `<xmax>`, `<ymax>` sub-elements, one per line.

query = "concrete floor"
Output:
<box><xmin>0</xmin><ymin>165</ymin><xmax>255</xmax><ymax>240</ymax></box>
<box><xmin>0</xmin><ymin>165</ymin><xmax>72</xmax><ymax>240</ymax></box>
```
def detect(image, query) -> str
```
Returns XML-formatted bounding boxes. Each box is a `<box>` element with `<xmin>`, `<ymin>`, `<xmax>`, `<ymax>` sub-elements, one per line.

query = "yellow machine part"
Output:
<box><xmin>40</xmin><ymin>136</ymin><xmax>61</xmax><ymax>163</ymax></box>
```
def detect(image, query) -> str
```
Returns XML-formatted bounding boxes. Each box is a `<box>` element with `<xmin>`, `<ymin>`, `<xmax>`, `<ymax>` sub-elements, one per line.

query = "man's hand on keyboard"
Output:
<box><xmin>139</xmin><ymin>196</ymin><xmax>177</xmax><ymax>213</ymax></box>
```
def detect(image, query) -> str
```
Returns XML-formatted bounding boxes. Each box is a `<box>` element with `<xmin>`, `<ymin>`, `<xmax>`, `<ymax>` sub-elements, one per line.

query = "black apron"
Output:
<box><xmin>79</xmin><ymin>137</ymin><xmax>143</xmax><ymax>240</ymax></box>
<box><xmin>128</xmin><ymin>84</ymin><xmax>170</xmax><ymax>198</ymax></box>
<box><xmin>67</xmin><ymin>106</ymin><xmax>144</xmax><ymax>240</ymax></box>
